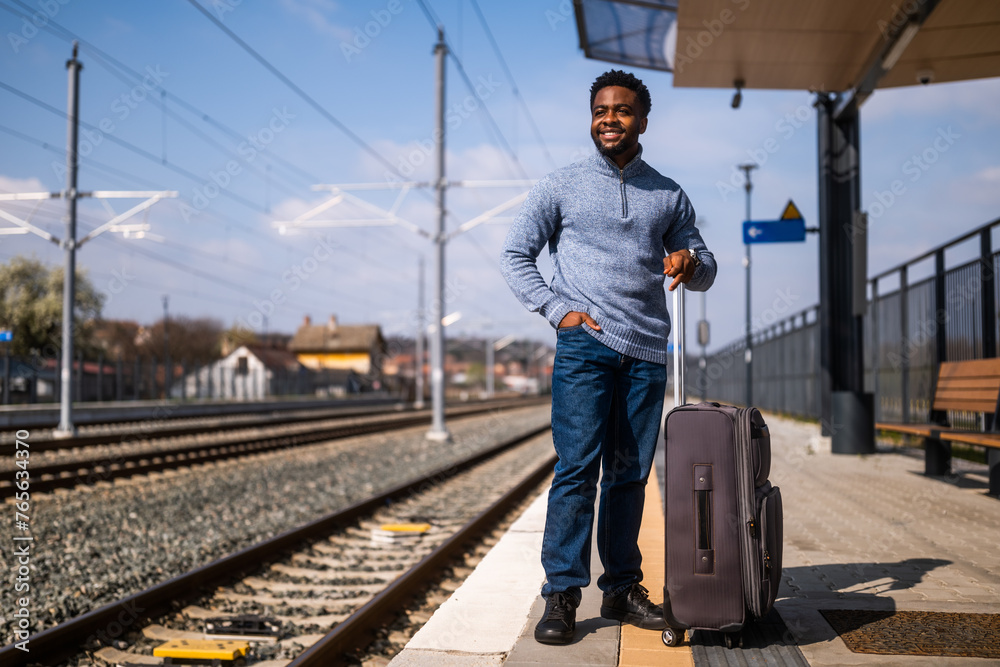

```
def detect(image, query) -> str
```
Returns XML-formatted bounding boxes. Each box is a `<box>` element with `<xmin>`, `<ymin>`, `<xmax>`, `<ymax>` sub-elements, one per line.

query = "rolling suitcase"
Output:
<box><xmin>659</xmin><ymin>286</ymin><xmax>784</xmax><ymax>648</ymax></box>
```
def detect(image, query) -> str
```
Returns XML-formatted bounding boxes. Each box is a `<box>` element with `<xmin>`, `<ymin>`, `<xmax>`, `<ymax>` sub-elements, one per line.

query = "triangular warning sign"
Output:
<box><xmin>780</xmin><ymin>200</ymin><xmax>803</xmax><ymax>221</ymax></box>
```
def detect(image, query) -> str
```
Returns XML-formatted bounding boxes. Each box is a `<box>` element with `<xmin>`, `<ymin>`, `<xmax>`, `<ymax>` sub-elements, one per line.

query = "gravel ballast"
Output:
<box><xmin>0</xmin><ymin>404</ymin><xmax>550</xmax><ymax>640</ymax></box>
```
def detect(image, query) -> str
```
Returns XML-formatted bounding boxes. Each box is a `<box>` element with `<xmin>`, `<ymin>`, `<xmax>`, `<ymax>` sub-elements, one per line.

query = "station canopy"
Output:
<box><xmin>574</xmin><ymin>0</ymin><xmax>1000</xmax><ymax>92</ymax></box>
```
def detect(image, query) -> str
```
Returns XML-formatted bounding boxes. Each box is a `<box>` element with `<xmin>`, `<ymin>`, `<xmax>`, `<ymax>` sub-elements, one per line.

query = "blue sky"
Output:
<box><xmin>0</xmin><ymin>0</ymin><xmax>998</xmax><ymax>352</ymax></box>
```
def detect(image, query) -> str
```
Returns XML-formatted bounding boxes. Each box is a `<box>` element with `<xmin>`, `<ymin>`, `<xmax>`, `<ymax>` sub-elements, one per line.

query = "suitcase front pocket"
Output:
<box><xmin>756</xmin><ymin>485</ymin><xmax>783</xmax><ymax>615</ymax></box>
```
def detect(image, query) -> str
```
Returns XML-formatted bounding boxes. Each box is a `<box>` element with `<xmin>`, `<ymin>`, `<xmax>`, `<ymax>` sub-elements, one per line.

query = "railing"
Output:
<box><xmin>686</xmin><ymin>216</ymin><xmax>1000</xmax><ymax>423</ymax></box>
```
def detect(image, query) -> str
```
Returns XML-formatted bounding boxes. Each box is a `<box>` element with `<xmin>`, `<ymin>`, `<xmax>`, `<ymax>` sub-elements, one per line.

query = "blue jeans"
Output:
<box><xmin>541</xmin><ymin>326</ymin><xmax>666</xmax><ymax>603</ymax></box>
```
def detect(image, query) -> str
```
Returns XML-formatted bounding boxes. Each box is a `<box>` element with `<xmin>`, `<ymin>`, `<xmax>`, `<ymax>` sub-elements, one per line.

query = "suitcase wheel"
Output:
<box><xmin>724</xmin><ymin>631</ymin><xmax>743</xmax><ymax>649</ymax></box>
<box><xmin>661</xmin><ymin>627</ymin><xmax>684</xmax><ymax>647</ymax></box>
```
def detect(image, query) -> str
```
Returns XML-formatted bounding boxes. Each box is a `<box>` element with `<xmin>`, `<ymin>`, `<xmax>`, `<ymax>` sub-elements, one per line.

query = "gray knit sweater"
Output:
<box><xmin>500</xmin><ymin>147</ymin><xmax>716</xmax><ymax>365</ymax></box>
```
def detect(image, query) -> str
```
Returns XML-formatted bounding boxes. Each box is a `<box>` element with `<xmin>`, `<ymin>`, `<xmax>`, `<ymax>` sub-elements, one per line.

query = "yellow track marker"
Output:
<box><xmin>152</xmin><ymin>638</ymin><xmax>248</xmax><ymax>659</ymax></box>
<box><xmin>379</xmin><ymin>523</ymin><xmax>432</xmax><ymax>532</ymax></box>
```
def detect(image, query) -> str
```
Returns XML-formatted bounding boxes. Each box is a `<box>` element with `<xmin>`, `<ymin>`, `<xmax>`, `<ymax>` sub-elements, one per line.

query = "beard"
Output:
<box><xmin>592</xmin><ymin>132</ymin><xmax>631</xmax><ymax>157</ymax></box>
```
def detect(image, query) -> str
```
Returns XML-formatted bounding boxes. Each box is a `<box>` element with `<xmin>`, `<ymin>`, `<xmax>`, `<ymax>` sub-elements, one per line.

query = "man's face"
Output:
<box><xmin>590</xmin><ymin>86</ymin><xmax>647</xmax><ymax>160</ymax></box>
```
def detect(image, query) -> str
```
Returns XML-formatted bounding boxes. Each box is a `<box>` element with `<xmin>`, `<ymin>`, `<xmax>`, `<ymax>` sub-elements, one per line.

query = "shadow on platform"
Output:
<box><xmin>775</xmin><ymin>557</ymin><xmax>952</xmax><ymax>648</ymax></box>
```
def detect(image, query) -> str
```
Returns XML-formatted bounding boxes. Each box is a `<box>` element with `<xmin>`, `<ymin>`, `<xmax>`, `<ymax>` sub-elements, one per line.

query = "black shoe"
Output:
<box><xmin>600</xmin><ymin>583</ymin><xmax>666</xmax><ymax>630</ymax></box>
<box><xmin>534</xmin><ymin>592</ymin><xmax>577</xmax><ymax>644</ymax></box>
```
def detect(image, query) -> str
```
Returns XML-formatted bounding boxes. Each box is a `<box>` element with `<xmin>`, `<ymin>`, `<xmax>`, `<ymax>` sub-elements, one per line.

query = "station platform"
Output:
<box><xmin>389</xmin><ymin>404</ymin><xmax>1000</xmax><ymax>667</ymax></box>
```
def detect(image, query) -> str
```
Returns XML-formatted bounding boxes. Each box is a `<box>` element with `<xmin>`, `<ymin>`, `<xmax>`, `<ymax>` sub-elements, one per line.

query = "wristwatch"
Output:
<box><xmin>688</xmin><ymin>249</ymin><xmax>702</xmax><ymax>269</ymax></box>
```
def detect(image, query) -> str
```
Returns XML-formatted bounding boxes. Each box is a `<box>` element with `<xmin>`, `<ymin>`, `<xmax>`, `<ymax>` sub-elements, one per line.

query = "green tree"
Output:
<box><xmin>0</xmin><ymin>256</ymin><xmax>105</xmax><ymax>357</ymax></box>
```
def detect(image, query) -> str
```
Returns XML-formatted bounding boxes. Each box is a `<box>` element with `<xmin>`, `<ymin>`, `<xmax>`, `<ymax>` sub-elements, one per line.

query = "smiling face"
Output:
<box><xmin>590</xmin><ymin>85</ymin><xmax>647</xmax><ymax>168</ymax></box>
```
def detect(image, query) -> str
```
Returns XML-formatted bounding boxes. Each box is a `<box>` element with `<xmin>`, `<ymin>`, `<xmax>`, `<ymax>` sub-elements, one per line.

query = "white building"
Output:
<box><xmin>173</xmin><ymin>345</ymin><xmax>305</xmax><ymax>400</ymax></box>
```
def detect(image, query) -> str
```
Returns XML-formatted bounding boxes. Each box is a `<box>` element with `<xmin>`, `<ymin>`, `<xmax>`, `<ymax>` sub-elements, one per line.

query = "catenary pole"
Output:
<box><xmin>427</xmin><ymin>27</ymin><xmax>449</xmax><ymax>441</ymax></box>
<box><xmin>163</xmin><ymin>295</ymin><xmax>170</xmax><ymax>398</ymax></box>
<box><xmin>415</xmin><ymin>256</ymin><xmax>425</xmax><ymax>409</ymax></box>
<box><xmin>55</xmin><ymin>43</ymin><xmax>82</xmax><ymax>438</ymax></box>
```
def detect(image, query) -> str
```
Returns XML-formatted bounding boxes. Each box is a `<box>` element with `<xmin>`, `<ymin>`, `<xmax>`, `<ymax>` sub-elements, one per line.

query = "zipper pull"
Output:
<box><xmin>763</xmin><ymin>549</ymin><xmax>771</xmax><ymax>571</ymax></box>
<box><xmin>747</xmin><ymin>518</ymin><xmax>757</xmax><ymax>538</ymax></box>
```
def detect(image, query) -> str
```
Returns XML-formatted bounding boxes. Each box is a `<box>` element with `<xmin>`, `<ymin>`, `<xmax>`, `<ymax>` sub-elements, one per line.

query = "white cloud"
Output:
<box><xmin>0</xmin><ymin>175</ymin><xmax>46</xmax><ymax>194</ymax></box>
<box><xmin>279</xmin><ymin>0</ymin><xmax>352</xmax><ymax>41</ymax></box>
<box><xmin>863</xmin><ymin>77</ymin><xmax>1000</xmax><ymax>123</ymax></box>
<box><xmin>976</xmin><ymin>166</ymin><xmax>1000</xmax><ymax>183</ymax></box>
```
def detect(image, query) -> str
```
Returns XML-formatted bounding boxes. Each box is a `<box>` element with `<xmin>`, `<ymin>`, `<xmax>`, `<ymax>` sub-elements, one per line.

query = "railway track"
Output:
<box><xmin>0</xmin><ymin>397</ymin><xmax>544</xmax><ymax>498</ymax></box>
<box><xmin>0</xmin><ymin>397</ymin><xmax>534</xmax><ymax>453</ymax></box>
<box><xmin>0</xmin><ymin>421</ymin><xmax>555</xmax><ymax>666</ymax></box>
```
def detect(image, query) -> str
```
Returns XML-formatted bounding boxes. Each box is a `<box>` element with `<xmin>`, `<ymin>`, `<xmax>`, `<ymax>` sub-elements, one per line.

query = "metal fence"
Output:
<box><xmin>687</xmin><ymin>216</ymin><xmax>1000</xmax><ymax>424</ymax></box>
<box><xmin>0</xmin><ymin>353</ymin><xmax>399</xmax><ymax>405</ymax></box>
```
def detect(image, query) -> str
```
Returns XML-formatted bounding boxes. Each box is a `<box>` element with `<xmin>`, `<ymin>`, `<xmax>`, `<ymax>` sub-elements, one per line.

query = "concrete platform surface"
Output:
<box><xmin>390</xmin><ymin>403</ymin><xmax>1000</xmax><ymax>666</ymax></box>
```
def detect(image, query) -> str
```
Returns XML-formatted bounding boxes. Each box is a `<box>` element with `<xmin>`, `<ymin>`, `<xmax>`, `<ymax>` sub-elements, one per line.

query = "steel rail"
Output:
<box><xmin>1</xmin><ymin>397</ymin><xmax>539</xmax><ymax>454</ymax></box>
<box><xmin>0</xmin><ymin>421</ymin><xmax>552</xmax><ymax>666</ymax></box>
<box><xmin>0</xmin><ymin>396</ymin><xmax>400</xmax><ymax>435</ymax></box>
<box><xmin>290</xmin><ymin>438</ymin><xmax>557</xmax><ymax>666</ymax></box>
<box><xmin>0</xmin><ymin>398</ymin><xmax>544</xmax><ymax>498</ymax></box>
<box><xmin>0</xmin><ymin>401</ymin><xmax>397</xmax><ymax>453</ymax></box>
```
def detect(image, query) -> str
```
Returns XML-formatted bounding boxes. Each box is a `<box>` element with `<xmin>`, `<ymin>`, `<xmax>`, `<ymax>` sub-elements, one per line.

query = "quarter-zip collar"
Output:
<box><xmin>594</xmin><ymin>143</ymin><xmax>646</xmax><ymax>179</ymax></box>
<box><xmin>594</xmin><ymin>144</ymin><xmax>645</xmax><ymax>218</ymax></box>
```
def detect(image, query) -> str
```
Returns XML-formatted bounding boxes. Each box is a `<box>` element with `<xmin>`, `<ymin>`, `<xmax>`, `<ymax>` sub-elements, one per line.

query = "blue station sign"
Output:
<box><xmin>0</xmin><ymin>330</ymin><xmax>11</xmax><ymax>342</ymax></box>
<box><xmin>743</xmin><ymin>200</ymin><xmax>806</xmax><ymax>244</ymax></box>
<box><xmin>743</xmin><ymin>218</ymin><xmax>805</xmax><ymax>244</ymax></box>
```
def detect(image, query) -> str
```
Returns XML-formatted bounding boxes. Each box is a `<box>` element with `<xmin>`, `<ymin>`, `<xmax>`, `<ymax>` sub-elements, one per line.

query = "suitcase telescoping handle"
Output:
<box><xmin>672</xmin><ymin>283</ymin><xmax>685</xmax><ymax>407</ymax></box>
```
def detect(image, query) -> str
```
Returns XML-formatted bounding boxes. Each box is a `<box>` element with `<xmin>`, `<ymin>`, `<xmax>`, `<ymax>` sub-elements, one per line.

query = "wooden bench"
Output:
<box><xmin>876</xmin><ymin>358</ymin><xmax>1000</xmax><ymax>497</ymax></box>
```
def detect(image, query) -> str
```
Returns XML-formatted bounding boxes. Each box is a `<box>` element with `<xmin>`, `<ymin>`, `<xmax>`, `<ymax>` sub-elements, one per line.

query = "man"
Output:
<box><xmin>500</xmin><ymin>69</ymin><xmax>716</xmax><ymax>645</ymax></box>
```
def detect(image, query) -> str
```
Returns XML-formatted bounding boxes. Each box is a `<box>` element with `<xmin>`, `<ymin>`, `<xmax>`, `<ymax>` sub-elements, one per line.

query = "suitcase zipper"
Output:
<box><xmin>736</xmin><ymin>407</ymin><xmax>766</xmax><ymax>618</ymax></box>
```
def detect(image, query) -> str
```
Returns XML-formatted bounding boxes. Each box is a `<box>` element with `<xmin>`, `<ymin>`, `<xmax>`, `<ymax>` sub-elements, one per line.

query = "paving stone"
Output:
<box><xmin>761</xmin><ymin>409</ymin><xmax>1000</xmax><ymax>667</ymax></box>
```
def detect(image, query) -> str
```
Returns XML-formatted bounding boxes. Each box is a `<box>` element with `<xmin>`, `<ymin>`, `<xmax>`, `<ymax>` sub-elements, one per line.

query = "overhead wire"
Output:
<box><xmin>0</xmin><ymin>120</ymin><xmax>420</xmax><ymax>290</ymax></box>
<box><xmin>412</xmin><ymin>0</ymin><xmax>530</xmax><ymax>180</ymax></box>
<box><xmin>176</xmin><ymin>0</ymin><xmax>485</xmax><ymax>258</ymax></box>
<box><xmin>0</xmin><ymin>79</ymin><xmax>270</xmax><ymax>216</ymax></box>
<box><xmin>0</xmin><ymin>0</ymin><xmax>323</xmax><ymax>189</ymax></box>
<box><xmin>466</xmin><ymin>0</ymin><xmax>556</xmax><ymax>169</ymax></box>
<box><xmin>0</xmin><ymin>78</ymin><xmax>419</xmax><ymax>274</ymax></box>
<box><xmin>182</xmin><ymin>0</ymin><xmax>414</xmax><ymax>183</ymax></box>
<box><xmin>0</xmin><ymin>2</ymin><xmax>523</xmax><ymax>330</ymax></box>
<box><xmin>0</xmin><ymin>197</ymin><xmax>399</xmax><ymax>311</ymax></box>
<box><xmin>0</xmin><ymin>121</ymin><xmax>165</xmax><ymax>191</ymax></box>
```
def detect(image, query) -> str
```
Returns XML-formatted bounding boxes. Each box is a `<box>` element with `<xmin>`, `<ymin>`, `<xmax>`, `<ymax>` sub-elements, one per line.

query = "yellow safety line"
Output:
<box><xmin>618</xmin><ymin>466</ymin><xmax>694</xmax><ymax>667</ymax></box>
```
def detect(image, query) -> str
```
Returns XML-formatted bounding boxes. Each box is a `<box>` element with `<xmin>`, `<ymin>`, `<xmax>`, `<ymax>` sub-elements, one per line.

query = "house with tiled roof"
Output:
<box><xmin>288</xmin><ymin>315</ymin><xmax>385</xmax><ymax>378</ymax></box>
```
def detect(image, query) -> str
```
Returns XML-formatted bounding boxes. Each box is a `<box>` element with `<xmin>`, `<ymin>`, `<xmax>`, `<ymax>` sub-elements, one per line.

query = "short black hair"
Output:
<box><xmin>590</xmin><ymin>70</ymin><xmax>652</xmax><ymax>118</ymax></box>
